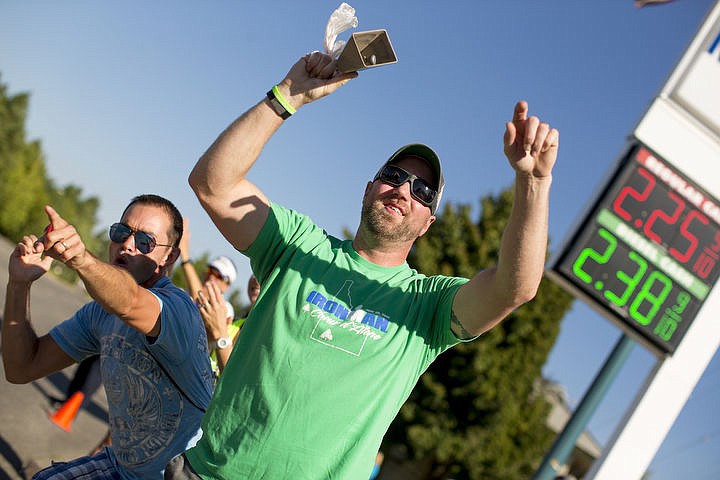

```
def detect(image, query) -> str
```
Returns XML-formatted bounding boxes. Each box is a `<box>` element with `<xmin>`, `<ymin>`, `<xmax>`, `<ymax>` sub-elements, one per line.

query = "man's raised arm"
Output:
<box><xmin>452</xmin><ymin>101</ymin><xmax>559</xmax><ymax>338</ymax></box>
<box><xmin>189</xmin><ymin>52</ymin><xmax>357</xmax><ymax>252</ymax></box>
<box><xmin>2</xmin><ymin>233</ymin><xmax>74</xmax><ymax>383</ymax></box>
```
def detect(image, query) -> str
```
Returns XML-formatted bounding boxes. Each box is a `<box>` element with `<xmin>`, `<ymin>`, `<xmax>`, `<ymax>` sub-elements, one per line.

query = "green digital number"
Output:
<box><xmin>573</xmin><ymin>228</ymin><xmax>617</xmax><ymax>283</ymax></box>
<box><xmin>604</xmin><ymin>251</ymin><xmax>648</xmax><ymax>307</ymax></box>
<box><xmin>655</xmin><ymin>309</ymin><xmax>676</xmax><ymax>340</ymax></box>
<box><xmin>653</xmin><ymin>291</ymin><xmax>692</xmax><ymax>341</ymax></box>
<box><xmin>629</xmin><ymin>271</ymin><xmax>673</xmax><ymax>326</ymax></box>
<box><xmin>674</xmin><ymin>292</ymin><xmax>690</xmax><ymax>313</ymax></box>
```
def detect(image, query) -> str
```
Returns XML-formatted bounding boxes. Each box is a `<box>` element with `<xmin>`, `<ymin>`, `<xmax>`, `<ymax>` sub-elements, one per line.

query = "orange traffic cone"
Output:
<box><xmin>49</xmin><ymin>391</ymin><xmax>84</xmax><ymax>432</ymax></box>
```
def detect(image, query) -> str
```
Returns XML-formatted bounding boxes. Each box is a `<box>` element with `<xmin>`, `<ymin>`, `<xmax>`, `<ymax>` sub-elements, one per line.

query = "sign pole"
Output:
<box><xmin>533</xmin><ymin>335</ymin><xmax>635</xmax><ymax>480</ymax></box>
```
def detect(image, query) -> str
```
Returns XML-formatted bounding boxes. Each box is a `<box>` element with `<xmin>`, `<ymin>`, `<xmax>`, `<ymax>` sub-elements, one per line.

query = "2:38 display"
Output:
<box><xmin>570</xmin><ymin>225</ymin><xmax>699</xmax><ymax>345</ymax></box>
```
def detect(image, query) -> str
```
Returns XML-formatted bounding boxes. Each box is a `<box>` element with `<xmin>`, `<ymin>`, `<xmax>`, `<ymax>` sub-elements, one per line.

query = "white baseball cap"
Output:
<box><xmin>207</xmin><ymin>256</ymin><xmax>237</xmax><ymax>284</ymax></box>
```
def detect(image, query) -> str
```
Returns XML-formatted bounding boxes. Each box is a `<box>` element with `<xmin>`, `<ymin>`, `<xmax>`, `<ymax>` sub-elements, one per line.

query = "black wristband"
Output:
<box><xmin>266</xmin><ymin>88</ymin><xmax>292</xmax><ymax>120</ymax></box>
<box><xmin>181</xmin><ymin>259</ymin><xmax>192</xmax><ymax>265</ymax></box>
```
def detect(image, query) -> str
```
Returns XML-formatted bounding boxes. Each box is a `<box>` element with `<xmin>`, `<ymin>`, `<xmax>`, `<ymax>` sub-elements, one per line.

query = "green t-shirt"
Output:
<box><xmin>186</xmin><ymin>203</ymin><xmax>468</xmax><ymax>479</ymax></box>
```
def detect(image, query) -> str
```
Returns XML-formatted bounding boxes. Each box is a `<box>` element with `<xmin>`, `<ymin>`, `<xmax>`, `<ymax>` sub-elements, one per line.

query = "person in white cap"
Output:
<box><xmin>178</xmin><ymin>220</ymin><xmax>239</xmax><ymax>377</ymax></box>
<box><xmin>206</xmin><ymin>256</ymin><xmax>238</xmax><ymax>286</ymax></box>
<box><xmin>167</xmin><ymin>52</ymin><xmax>558</xmax><ymax>479</ymax></box>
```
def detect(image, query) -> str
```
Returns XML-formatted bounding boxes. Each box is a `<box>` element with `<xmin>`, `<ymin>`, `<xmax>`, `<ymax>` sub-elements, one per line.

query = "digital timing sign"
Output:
<box><xmin>550</xmin><ymin>143</ymin><xmax>720</xmax><ymax>355</ymax></box>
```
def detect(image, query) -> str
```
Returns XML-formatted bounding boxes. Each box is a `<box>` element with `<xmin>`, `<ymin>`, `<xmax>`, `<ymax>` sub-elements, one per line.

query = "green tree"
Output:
<box><xmin>0</xmin><ymin>78</ymin><xmax>49</xmax><ymax>240</ymax></box>
<box><xmin>0</xmin><ymin>75</ymin><xmax>104</xmax><ymax>284</ymax></box>
<box><xmin>384</xmin><ymin>189</ymin><xmax>574</xmax><ymax>479</ymax></box>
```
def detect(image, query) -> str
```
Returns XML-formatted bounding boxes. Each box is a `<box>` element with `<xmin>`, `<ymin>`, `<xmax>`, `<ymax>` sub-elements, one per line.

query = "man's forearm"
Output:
<box><xmin>189</xmin><ymin>97</ymin><xmax>284</xmax><ymax>202</ymax></box>
<box><xmin>181</xmin><ymin>261</ymin><xmax>203</xmax><ymax>301</ymax></box>
<box><xmin>75</xmin><ymin>252</ymin><xmax>154</xmax><ymax>330</ymax></box>
<box><xmin>2</xmin><ymin>281</ymin><xmax>74</xmax><ymax>383</ymax></box>
<box><xmin>496</xmin><ymin>173</ymin><xmax>552</xmax><ymax>304</ymax></box>
<box><xmin>215</xmin><ymin>345</ymin><xmax>232</xmax><ymax>375</ymax></box>
<box><xmin>188</xmin><ymin>95</ymin><xmax>287</xmax><ymax>252</ymax></box>
<box><xmin>2</xmin><ymin>282</ymin><xmax>38</xmax><ymax>379</ymax></box>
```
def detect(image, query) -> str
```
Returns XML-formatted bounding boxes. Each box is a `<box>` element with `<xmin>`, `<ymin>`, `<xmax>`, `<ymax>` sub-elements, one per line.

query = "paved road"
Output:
<box><xmin>0</xmin><ymin>236</ymin><xmax>109</xmax><ymax>479</ymax></box>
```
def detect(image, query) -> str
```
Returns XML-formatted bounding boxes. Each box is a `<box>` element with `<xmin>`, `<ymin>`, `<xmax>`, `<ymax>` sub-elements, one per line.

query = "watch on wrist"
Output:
<box><xmin>216</xmin><ymin>337</ymin><xmax>232</xmax><ymax>350</ymax></box>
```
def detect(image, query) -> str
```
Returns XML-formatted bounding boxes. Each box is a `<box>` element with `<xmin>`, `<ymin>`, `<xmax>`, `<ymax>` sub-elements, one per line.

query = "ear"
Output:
<box><xmin>364</xmin><ymin>181</ymin><xmax>373</xmax><ymax>196</ymax></box>
<box><xmin>162</xmin><ymin>246</ymin><xmax>181</xmax><ymax>268</ymax></box>
<box><xmin>416</xmin><ymin>215</ymin><xmax>436</xmax><ymax>238</ymax></box>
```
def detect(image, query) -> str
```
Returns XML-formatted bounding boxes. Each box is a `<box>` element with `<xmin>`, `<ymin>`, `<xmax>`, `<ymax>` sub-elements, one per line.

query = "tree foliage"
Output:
<box><xmin>0</xmin><ymin>75</ymin><xmax>104</xmax><ymax>284</ymax></box>
<box><xmin>384</xmin><ymin>189</ymin><xmax>574</xmax><ymax>479</ymax></box>
<box><xmin>0</xmin><ymin>80</ymin><xmax>49</xmax><ymax>241</ymax></box>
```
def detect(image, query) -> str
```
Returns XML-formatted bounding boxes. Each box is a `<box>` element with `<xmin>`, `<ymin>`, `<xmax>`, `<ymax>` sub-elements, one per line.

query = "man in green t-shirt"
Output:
<box><xmin>167</xmin><ymin>52</ymin><xmax>559</xmax><ymax>479</ymax></box>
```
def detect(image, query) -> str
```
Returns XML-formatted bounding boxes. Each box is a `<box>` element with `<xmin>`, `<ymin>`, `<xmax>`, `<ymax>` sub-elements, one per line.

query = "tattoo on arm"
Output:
<box><xmin>451</xmin><ymin>310</ymin><xmax>473</xmax><ymax>339</ymax></box>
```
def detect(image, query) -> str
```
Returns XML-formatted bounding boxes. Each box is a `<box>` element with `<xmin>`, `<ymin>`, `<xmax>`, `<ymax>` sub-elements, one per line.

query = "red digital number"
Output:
<box><xmin>670</xmin><ymin>210</ymin><xmax>708</xmax><ymax>264</ymax></box>
<box><xmin>613</xmin><ymin>167</ymin><xmax>655</xmax><ymax>222</ymax></box>
<box><xmin>693</xmin><ymin>252</ymin><xmax>717</xmax><ymax>279</ymax></box>
<box><xmin>692</xmin><ymin>230</ymin><xmax>720</xmax><ymax>279</ymax></box>
<box><xmin>644</xmin><ymin>191</ymin><xmax>685</xmax><ymax>246</ymax></box>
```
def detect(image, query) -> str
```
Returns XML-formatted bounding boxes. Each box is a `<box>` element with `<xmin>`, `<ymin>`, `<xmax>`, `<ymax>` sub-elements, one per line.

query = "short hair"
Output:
<box><xmin>121</xmin><ymin>194</ymin><xmax>183</xmax><ymax>247</ymax></box>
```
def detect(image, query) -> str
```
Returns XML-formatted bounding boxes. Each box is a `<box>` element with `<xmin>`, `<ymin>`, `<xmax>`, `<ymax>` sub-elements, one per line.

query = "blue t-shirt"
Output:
<box><xmin>50</xmin><ymin>276</ymin><xmax>214</xmax><ymax>480</ymax></box>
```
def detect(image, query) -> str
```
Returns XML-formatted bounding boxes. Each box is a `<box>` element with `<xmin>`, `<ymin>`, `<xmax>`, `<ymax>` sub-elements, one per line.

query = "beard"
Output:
<box><xmin>360</xmin><ymin>198</ymin><xmax>422</xmax><ymax>244</ymax></box>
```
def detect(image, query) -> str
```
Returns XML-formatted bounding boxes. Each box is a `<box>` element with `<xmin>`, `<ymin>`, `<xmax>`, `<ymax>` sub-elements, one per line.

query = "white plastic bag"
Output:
<box><xmin>324</xmin><ymin>3</ymin><xmax>358</xmax><ymax>59</ymax></box>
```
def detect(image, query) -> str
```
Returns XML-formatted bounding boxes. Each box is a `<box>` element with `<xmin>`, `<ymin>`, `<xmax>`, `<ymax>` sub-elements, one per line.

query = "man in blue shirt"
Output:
<box><xmin>2</xmin><ymin>194</ymin><xmax>213</xmax><ymax>480</ymax></box>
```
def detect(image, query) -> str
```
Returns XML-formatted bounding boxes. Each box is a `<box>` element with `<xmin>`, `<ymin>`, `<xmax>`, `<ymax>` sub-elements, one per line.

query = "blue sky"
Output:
<box><xmin>1</xmin><ymin>1</ymin><xmax>718</xmax><ymax>478</ymax></box>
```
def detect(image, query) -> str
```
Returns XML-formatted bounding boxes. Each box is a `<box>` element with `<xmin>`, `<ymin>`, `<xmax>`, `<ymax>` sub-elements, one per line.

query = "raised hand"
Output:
<box><xmin>280</xmin><ymin>51</ymin><xmax>358</xmax><ymax>109</ymax></box>
<box><xmin>196</xmin><ymin>280</ymin><xmax>230</xmax><ymax>342</ymax></box>
<box><xmin>37</xmin><ymin>205</ymin><xmax>88</xmax><ymax>270</ymax></box>
<box><xmin>503</xmin><ymin>100</ymin><xmax>559</xmax><ymax>178</ymax></box>
<box><xmin>8</xmin><ymin>234</ymin><xmax>54</xmax><ymax>284</ymax></box>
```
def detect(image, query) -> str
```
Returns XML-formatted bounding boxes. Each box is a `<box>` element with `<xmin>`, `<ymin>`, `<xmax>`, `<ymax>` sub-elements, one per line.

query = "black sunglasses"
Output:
<box><xmin>374</xmin><ymin>165</ymin><xmax>438</xmax><ymax>208</ymax></box>
<box><xmin>109</xmin><ymin>223</ymin><xmax>173</xmax><ymax>254</ymax></box>
<box><xmin>206</xmin><ymin>266</ymin><xmax>230</xmax><ymax>283</ymax></box>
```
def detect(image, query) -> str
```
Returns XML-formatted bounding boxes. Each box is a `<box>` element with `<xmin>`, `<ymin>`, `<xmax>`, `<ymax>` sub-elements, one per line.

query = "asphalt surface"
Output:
<box><xmin>0</xmin><ymin>235</ymin><xmax>109</xmax><ymax>479</ymax></box>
